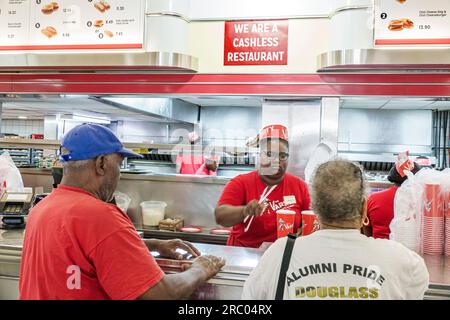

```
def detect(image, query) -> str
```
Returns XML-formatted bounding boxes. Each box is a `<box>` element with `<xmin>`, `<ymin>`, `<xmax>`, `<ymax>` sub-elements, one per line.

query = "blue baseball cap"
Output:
<box><xmin>60</xmin><ymin>123</ymin><xmax>143</xmax><ymax>162</ymax></box>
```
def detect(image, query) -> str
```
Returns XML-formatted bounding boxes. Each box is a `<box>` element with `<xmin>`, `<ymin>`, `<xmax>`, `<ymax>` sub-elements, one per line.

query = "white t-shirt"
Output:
<box><xmin>242</xmin><ymin>229</ymin><xmax>429</xmax><ymax>300</ymax></box>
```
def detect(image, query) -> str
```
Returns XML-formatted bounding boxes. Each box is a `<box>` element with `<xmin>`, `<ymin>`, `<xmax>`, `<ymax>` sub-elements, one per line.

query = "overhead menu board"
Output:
<box><xmin>374</xmin><ymin>0</ymin><xmax>450</xmax><ymax>46</ymax></box>
<box><xmin>0</xmin><ymin>0</ymin><xmax>145</xmax><ymax>50</ymax></box>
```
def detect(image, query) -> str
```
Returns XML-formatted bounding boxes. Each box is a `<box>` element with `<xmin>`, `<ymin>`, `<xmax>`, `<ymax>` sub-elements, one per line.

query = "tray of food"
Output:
<box><xmin>158</xmin><ymin>218</ymin><xmax>184</xmax><ymax>232</ymax></box>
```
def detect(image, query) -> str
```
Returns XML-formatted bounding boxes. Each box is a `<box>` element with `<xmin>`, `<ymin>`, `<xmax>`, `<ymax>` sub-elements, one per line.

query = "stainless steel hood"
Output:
<box><xmin>0</xmin><ymin>52</ymin><xmax>198</xmax><ymax>72</ymax></box>
<box><xmin>317</xmin><ymin>48</ymin><xmax>450</xmax><ymax>72</ymax></box>
<box><xmin>98</xmin><ymin>97</ymin><xmax>199</xmax><ymax>124</ymax></box>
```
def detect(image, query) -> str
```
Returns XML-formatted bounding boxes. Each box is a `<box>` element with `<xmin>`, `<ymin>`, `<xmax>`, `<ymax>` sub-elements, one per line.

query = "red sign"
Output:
<box><xmin>224</xmin><ymin>19</ymin><xmax>288</xmax><ymax>66</ymax></box>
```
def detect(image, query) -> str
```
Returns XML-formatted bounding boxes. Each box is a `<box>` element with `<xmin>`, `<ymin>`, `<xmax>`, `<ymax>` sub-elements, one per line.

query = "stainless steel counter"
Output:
<box><xmin>1</xmin><ymin>229</ymin><xmax>450</xmax><ymax>299</ymax></box>
<box><xmin>0</xmin><ymin>229</ymin><xmax>260</xmax><ymax>300</ymax></box>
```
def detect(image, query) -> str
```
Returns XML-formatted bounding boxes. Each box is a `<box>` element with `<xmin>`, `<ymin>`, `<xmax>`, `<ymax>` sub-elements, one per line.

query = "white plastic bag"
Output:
<box><xmin>114</xmin><ymin>191</ymin><xmax>131</xmax><ymax>213</ymax></box>
<box><xmin>0</xmin><ymin>152</ymin><xmax>24</xmax><ymax>194</ymax></box>
<box><xmin>390</xmin><ymin>170</ymin><xmax>422</xmax><ymax>251</ymax></box>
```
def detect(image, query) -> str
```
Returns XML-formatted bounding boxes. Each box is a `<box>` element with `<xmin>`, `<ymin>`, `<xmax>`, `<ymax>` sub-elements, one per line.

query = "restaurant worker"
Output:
<box><xmin>364</xmin><ymin>152</ymin><xmax>421</xmax><ymax>239</ymax></box>
<box><xmin>19</xmin><ymin>124</ymin><xmax>225</xmax><ymax>300</ymax></box>
<box><xmin>176</xmin><ymin>131</ymin><xmax>218</xmax><ymax>176</ymax></box>
<box><xmin>242</xmin><ymin>159</ymin><xmax>429</xmax><ymax>300</ymax></box>
<box><xmin>215</xmin><ymin>124</ymin><xmax>311</xmax><ymax>248</ymax></box>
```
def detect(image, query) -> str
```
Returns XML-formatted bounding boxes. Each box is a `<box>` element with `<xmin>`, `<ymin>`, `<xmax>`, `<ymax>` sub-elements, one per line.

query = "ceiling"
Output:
<box><xmin>0</xmin><ymin>95</ymin><xmax>448</xmax><ymax>121</ymax></box>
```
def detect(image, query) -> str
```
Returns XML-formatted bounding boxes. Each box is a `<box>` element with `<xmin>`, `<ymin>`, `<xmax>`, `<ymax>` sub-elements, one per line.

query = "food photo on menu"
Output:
<box><xmin>0</xmin><ymin>0</ymin><xmax>449</xmax><ymax>311</ymax></box>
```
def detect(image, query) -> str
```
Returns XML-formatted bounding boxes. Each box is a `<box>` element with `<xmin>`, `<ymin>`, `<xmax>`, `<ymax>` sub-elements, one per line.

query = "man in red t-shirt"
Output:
<box><xmin>215</xmin><ymin>125</ymin><xmax>311</xmax><ymax>248</ymax></box>
<box><xmin>19</xmin><ymin>124</ymin><xmax>225</xmax><ymax>300</ymax></box>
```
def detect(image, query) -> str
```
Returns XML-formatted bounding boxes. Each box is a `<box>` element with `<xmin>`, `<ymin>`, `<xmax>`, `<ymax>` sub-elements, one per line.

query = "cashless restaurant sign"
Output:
<box><xmin>224</xmin><ymin>19</ymin><xmax>289</xmax><ymax>66</ymax></box>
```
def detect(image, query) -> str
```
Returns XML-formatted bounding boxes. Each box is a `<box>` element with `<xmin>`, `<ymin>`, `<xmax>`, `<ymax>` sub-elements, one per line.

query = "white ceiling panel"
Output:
<box><xmin>381</xmin><ymin>99</ymin><xmax>436</xmax><ymax>110</ymax></box>
<box><xmin>422</xmin><ymin>101</ymin><xmax>450</xmax><ymax>110</ymax></box>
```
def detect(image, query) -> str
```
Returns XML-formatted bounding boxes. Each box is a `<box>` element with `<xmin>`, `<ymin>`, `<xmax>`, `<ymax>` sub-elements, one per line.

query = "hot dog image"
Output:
<box><xmin>104</xmin><ymin>30</ymin><xmax>114</xmax><ymax>38</ymax></box>
<box><xmin>401</xmin><ymin>18</ymin><xmax>414</xmax><ymax>29</ymax></box>
<box><xmin>41</xmin><ymin>26</ymin><xmax>58</xmax><ymax>38</ymax></box>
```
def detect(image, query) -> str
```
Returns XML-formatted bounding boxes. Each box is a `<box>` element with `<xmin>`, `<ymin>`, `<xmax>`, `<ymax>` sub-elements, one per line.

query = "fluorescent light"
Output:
<box><xmin>72</xmin><ymin>115</ymin><xmax>111</xmax><ymax>124</ymax></box>
<box><xmin>18</xmin><ymin>116</ymin><xmax>28</xmax><ymax>119</ymax></box>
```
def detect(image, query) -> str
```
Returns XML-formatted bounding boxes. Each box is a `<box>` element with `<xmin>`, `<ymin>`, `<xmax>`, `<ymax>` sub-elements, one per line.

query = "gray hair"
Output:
<box><xmin>310</xmin><ymin>159</ymin><xmax>367</xmax><ymax>223</ymax></box>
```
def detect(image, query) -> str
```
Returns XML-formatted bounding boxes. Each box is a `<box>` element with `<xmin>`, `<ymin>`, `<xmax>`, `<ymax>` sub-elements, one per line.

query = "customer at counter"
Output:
<box><xmin>364</xmin><ymin>155</ymin><xmax>421</xmax><ymax>239</ymax></box>
<box><xmin>20</xmin><ymin>124</ymin><xmax>225</xmax><ymax>300</ymax></box>
<box><xmin>242</xmin><ymin>159</ymin><xmax>429</xmax><ymax>300</ymax></box>
<box><xmin>176</xmin><ymin>131</ymin><xmax>218</xmax><ymax>176</ymax></box>
<box><xmin>215</xmin><ymin>124</ymin><xmax>311</xmax><ymax>248</ymax></box>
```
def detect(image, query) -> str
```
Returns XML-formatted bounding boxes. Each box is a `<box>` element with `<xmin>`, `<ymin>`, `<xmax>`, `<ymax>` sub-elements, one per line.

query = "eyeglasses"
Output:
<box><xmin>260</xmin><ymin>151</ymin><xmax>290</xmax><ymax>161</ymax></box>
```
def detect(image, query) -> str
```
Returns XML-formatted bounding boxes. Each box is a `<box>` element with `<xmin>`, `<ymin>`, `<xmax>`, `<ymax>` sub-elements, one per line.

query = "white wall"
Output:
<box><xmin>146</xmin><ymin>0</ymin><xmax>374</xmax><ymax>73</ymax></box>
<box><xmin>189</xmin><ymin>19</ymin><xmax>332</xmax><ymax>73</ymax></box>
<box><xmin>1</xmin><ymin>120</ymin><xmax>44</xmax><ymax>137</ymax></box>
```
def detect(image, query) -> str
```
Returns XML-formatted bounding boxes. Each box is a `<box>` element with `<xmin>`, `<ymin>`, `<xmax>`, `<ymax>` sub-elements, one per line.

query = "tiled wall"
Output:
<box><xmin>1</xmin><ymin>120</ymin><xmax>45</xmax><ymax>137</ymax></box>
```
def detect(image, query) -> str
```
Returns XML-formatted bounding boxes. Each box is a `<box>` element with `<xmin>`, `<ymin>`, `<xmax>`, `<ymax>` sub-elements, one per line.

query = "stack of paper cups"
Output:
<box><xmin>445</xmin><ymin>190</ymin><xmax>450</xmax><ymax>256</ymax></box>
<box><xmin>423</xmin><ymin>183</ymin><xmax>444</xmax><ymax>255</ymax></box>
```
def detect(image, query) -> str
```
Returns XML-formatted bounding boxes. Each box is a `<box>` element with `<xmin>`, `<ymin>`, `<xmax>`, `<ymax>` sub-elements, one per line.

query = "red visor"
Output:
<box><xmin>260</xmin><ymin>124</ymin><xmax>288</xmax><ymax>142</ymax></box>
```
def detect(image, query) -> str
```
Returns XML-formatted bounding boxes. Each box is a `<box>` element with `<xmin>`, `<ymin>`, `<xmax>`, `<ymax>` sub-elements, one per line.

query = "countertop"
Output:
<box><xmin>1</xmin><ymin>229</ymin><xmax>449</xmax><ymax>299</ymax></box>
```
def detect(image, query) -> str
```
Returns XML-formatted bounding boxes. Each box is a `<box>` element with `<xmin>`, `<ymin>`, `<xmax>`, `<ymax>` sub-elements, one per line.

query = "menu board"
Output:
<box><xmin>0</xmin><ymin>0</ymin><xmax>145</xmax><ymax>50</ymax></box>
<box><xmin>374</xmin><ymin>0</ymin><xmax>450</xmax><ymax>46</ymax></box>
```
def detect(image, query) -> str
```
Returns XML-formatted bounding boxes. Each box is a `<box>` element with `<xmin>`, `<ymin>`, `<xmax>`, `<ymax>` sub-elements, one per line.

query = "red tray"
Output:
<box><xmin>178</xmin><ymin>226</ymin><xmax>203</xmax><ymax>233</ymax></box>
<box><xmin>210</xmin><ymin>228</ymin><xmax>231</xmax><ymax>235</ymax></box>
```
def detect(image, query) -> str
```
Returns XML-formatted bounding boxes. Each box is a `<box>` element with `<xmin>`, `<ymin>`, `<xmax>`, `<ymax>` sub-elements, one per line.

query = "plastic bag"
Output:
<box><xmin>114</xmin><ymin>191</ymin><xmax>131</xmax><ymax>213</ymax></box>
<box><xmin>391</xmin><ymin>168</ymin><xmax>448</xmax><ymax>255</ymax></box>
<box><xmin>390</xmin><ymin>170</ymin><xmax>422</xmax><ymax>251</ymax></box>
<box><xmin>0</xmin><ymin>152</ymin><xmax>24</xmax><ymax>194</ymax></box>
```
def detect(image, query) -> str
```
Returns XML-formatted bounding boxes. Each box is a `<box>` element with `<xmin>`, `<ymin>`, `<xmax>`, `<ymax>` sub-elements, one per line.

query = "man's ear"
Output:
<box><xmin>95</xmin><ymin>155</ymin><xmax>107</xmax><ymax>176</ymax></box>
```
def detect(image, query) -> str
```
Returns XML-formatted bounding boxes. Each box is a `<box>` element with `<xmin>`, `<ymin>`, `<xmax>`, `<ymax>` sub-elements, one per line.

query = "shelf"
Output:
<box><xmin>0</xmin><ymin>139</ymin><xmax>258</xmax><ymax>155</ymax></box>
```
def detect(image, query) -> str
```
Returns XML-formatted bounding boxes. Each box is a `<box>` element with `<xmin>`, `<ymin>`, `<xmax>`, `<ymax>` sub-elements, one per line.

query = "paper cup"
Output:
<box><xmin>301</xmin><ymin>210</ymin><xmax>320</xmax><ymax>236</ymax></box>
<box><xmin>424</xmin><ymin>183</ymin><xmax>443</xmax><ymax>218</ymax></box>
<box><xmin>276</xmin><ymin>209</ymin><xmax>296</xmax><ymax>238</ymax></box>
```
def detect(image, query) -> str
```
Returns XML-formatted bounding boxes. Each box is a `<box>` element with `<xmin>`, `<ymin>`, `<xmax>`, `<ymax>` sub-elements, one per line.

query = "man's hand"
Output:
<box><xmin>243</xmin><ymin>200</ymin><xmax>267</xmax><ymax>219</ymax></box>
<box><xmin>153</xmin><ymin>239</ymin><xmax>201</xmax><ymax>260</ymax></box>
<box><xmin>187</xmin><ymin>255</ymin><xmax>226</xmax><ymax>281</ymax></box>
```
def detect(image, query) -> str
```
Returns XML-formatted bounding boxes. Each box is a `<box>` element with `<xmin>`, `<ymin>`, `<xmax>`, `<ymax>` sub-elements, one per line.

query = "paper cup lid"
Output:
<box><xmin>301</xmin><ymin>210</ymin><xmax>316</xmax><ymax>215</ymax></box>
<box><xmin>276</xmin><ymin>209</ymin><xmax>296</xmax><ymax>214</ymax></box>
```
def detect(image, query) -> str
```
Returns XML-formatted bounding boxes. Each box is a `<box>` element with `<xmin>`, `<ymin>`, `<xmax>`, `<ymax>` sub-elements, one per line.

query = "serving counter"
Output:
<box><xmin>0</xmin><ymin>229</ymin><xmax>449</xmax><ymax>300</ymax></box>
<box><xmin>18</xmin><ymin>168</ymin><xmax>394</xmax><ymax>239</ymax></box>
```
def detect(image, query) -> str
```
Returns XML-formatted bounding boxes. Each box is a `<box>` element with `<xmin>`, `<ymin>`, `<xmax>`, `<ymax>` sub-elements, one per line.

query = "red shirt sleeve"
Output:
<box><xmin>366</xmin><ymin>195</ymin><xmax>375</xmax><ymax>227</ymax></box>
<box><xmin>217</xmin><ymin>176</ymin><xmax>246</xmax><ymax>206</ymax></box>
<box><xmin>88</xmin><ymin>227</ymin><xmax>164</xmax><ymax>300</ymax></box>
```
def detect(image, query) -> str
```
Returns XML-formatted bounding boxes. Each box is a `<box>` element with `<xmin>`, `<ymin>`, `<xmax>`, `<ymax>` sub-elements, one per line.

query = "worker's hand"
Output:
<box><xmin>156</xmin><ymin>239</ymin><xmax>201</xmax><ymax>260</ymax></box>
<box><xmin>243</xmin><ymin>200</ymin><xmax>267</xmax><ymax>219</ymax></box>
<box><xmin>187</xmin><ymin>255</ymin><xmax>226</xmax><ymax>281</ymax></box>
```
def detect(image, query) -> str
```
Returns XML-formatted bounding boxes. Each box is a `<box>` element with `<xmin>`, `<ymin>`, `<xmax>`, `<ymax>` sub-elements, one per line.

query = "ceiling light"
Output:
<box><xmin>18</xmin><ymin>116</ymin><xmax>28</xmax><ymax>119</ymax></box>
<box><xmin>72</xmin><ymin>115</ymin><xmax>111</xmax><ymax>124</ymax></box>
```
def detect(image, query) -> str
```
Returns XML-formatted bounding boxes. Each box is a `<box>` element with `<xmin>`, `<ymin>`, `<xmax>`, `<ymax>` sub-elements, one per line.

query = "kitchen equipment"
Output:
<box><xmin>0</xmin><ymin>191</ymin><xmax>33</xmax><ymax>228</ymax></box>
<box><xmin>51</xmin><ymin>167</ymin><xmax>63</xmax><ymax>188</ymax></box>
<box><xmin>140</xmin><ymin>201</ymin><xmax>167</xmax><ymax>227</ymax></box>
